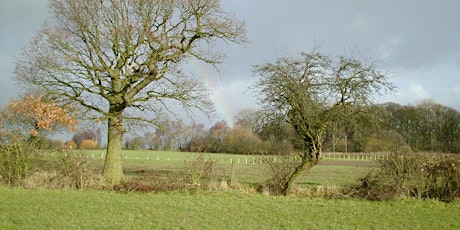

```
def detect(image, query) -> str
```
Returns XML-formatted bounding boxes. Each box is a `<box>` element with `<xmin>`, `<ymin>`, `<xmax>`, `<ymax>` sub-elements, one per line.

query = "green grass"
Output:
<box><xmin>4</xmin><ymin>150</ymin><xmax>460</xmax><ymax>229</ymax></box>
<box><xmin>0</xmin><ymin>187</ymin><xmax>459</xmax><ymax>229</ymax></box>
<box><xmin>75</xmin><ymin>150</ymin><xmax>374</xmax><ymax>186</ymax></box>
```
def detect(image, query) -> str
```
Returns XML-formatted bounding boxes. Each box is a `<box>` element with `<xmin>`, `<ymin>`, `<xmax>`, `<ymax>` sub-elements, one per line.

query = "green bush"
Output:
<box><xmin>259</xmin><ymin>155</ymin><xmax>301</xmax><ymax>195</ymax></box>
<box><xmin>0</xmin><ymin>143</ymin><xmax>29</xmax><ymax>186</ymax></box>
<box><xmin>418</xmin><ymin>155</ymin><xmax>459</xmax><ymax>201</ymax></box>
<box><xmin>59</xmin><ymin>151</ymin><xmax>91</xmax><ymax>189</ymax></box>
<box><xmin>354</xmin><ymin>150</ymin><xmax>460</xmax><ymax>202</ymax></box>
<box><xmin>184</xmin><ymin>153</ymin><xmax>216</xmax><ymax>187</ymax></box>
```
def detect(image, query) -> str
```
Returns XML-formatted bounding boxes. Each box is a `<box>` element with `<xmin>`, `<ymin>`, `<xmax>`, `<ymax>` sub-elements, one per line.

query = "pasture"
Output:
<box><xmin>1</xmin><ymin>187</ymin><xmax>459</xmax><ymax>229</ymax></box>
<box><xmin>1</xmin><ymin>150</ymin><xmax>459</xmax><ymax>229</ymax></box>
<box><xmin>77</xmin><ymin>150</ymin><xmax>378</xmax><ymax>187</ymax></box>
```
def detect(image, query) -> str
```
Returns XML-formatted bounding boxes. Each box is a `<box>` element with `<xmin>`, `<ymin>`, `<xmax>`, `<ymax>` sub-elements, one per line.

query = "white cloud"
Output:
<box><xmin>409</xmin><ymin>83</ymin><xmax>430</xmax><ymax>100</ymax></box>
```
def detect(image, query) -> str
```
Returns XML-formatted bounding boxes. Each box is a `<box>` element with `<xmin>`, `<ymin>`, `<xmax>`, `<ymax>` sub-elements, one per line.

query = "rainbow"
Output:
<box><xmin>187</xmin><ymin>61</ymin><xmax>234</xmax><ymax>126</ymax></box>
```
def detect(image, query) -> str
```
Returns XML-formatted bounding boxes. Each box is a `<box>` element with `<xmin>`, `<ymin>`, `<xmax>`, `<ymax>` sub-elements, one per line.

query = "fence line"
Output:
<box><xmin>90</xmin><ymin>153</ymin><xmax>389</xmax><ymax>164</ymax></box>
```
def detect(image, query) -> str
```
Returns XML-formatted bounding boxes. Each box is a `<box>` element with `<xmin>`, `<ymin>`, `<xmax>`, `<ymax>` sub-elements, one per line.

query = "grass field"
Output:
<box><xmin>75</xmin><ymin>150</ymin><xmax>377</xmax><ymax>187</ymax></box>
<box><xmin>2</xmin><ymin>150</ymin><xmax>459</xmax><ymax>229</ymax></box>
<box><xmin>1</xmin><ymin>187</ymin><xmax>459</xmax><ymax>229</ymax></box>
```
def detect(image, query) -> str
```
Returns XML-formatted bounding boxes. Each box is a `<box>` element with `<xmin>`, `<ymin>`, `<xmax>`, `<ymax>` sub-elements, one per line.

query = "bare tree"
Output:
<box><xmin>252</xmin><ymin>49</ymin><xmax>395</xmax><ymax>195</ymax></box>
<box><xmin>233</xmin><ymin>108</ymin><xmax>261</xmax><ymax>133</ymax></box>
<box><xmin>14</xmin><ymin>0</ymin><xmax>247</xmax><ymax>183</ymax></box>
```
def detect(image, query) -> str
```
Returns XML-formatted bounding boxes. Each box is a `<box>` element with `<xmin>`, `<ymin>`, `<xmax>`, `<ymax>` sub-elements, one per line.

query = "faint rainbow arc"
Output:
<box><xmin>188</xmin><ymin>62</ymin><xmax>234</xmax><ymax>126</ymax></box>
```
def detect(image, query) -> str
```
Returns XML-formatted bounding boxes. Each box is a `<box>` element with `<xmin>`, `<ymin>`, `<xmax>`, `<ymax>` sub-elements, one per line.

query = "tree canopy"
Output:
<box><xmin>14</xmin><ymin>0</ymin><xmax>247</xmax><ymax>183</ymax></box>
<box><xmin>252</xmin><ymin>49</ymin><xmax>395</xmax><ymax>194</ymax></box>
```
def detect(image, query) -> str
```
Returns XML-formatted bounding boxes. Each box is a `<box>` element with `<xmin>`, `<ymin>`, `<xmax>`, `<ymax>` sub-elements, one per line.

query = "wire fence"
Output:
<box><xmin>89</xmin><ymin>152</ymin><xmax>389</xmax><ymax>164</ymax></box>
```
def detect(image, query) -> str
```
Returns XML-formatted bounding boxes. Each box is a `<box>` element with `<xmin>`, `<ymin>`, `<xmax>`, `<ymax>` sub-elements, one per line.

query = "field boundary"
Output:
<box><xmin>79</xmin><ymin>151</ymin><xmax>389</xmax><ymax>165</ymax></box>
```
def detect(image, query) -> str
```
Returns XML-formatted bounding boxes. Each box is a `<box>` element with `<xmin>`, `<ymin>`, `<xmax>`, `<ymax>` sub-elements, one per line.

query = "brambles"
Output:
<box><xmin>354</xmin><ymin>151</ymin><xmax>460</xmax><ymax>202</ymax></box>
<box><xmin>184</xmin><ymin>154</ymin><xmax>216</xmax><ymax>187</ymax></box>
<box><xmin>113</xmin><ymin>154</ymin><xmax>217</xmax><ymax>193</ymax></box>
<box><xmin>113</xmin><ymin>176</ymin><xmax>186</xmax><ymax>193</ymax></box>
<box><xmin>59</xmin><ymin>151</ymin><xmax>91</xmax><ymax>189</ymax></box>
<box><xmin>259</xmin><ymin>155</ymin><xmax>299</xmax><ymax>195</ymax></box>
<box><xmin>0</xmin><ymin>143</ymin><xmax>28</xmax><ymax>186</ymax></box>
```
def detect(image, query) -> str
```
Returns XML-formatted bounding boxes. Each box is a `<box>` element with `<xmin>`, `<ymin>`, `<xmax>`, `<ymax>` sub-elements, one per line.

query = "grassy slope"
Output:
<box><xmin>1</xmin><ymin>187</ymin><xmax>459</xmax><ymax>229</ymax></box>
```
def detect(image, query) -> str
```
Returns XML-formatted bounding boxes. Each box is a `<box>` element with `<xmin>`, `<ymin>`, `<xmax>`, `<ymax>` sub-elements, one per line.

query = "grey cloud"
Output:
<box><xmin>1</xmin><ymin>0</ymin><xmax>459</xmax><ymax>113</ymax></box>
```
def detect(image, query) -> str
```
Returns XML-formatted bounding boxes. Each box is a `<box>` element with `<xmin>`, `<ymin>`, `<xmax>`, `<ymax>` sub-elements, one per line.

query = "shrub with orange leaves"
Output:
<box><xmin>64</xmin><ymin>140</ymin><xmax>77</xmax><ymax>150</ymax></box>
<box><xmin>79</xmin><ymin>139</ymin><xmax>98</xmax><ymax>150</ymax></box>
<box><xmin>1</xmin><ymin>94</ymin><xmax>79</xmax><ymax>142</ymax></box>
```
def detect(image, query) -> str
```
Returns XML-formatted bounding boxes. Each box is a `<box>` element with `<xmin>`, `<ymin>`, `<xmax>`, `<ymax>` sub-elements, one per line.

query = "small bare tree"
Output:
<box><xmin>15</xmin><ymin>0</ymin><xmax>246</xmax><ymax>183</ymax></box>
<box><xmin>252</xmin><ymin>49</ymin><xmax>395</xmax><ymax>195</ymax></box>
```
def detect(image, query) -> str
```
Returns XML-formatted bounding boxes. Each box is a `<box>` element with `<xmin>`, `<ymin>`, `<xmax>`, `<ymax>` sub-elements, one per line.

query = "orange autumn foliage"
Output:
<box><xmin>2</xmin><ymin>95</ymin><xmax>78</xmax><ymax>138</ymax></box>
<box><xmin>79</xmin><ymin>139</ymin><xmax>98</xmax><ymax>150</ymax></box>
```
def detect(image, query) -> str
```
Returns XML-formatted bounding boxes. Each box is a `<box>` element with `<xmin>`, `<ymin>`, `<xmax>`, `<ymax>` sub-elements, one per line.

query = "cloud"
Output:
<box><xmin>0</xmin><ymin>0</ymin><xmax>48</xmax><ymax>105</ymax></box>
<box><xmin>409</xmin><ymin>83</ymin><xmax>430</xmax><ymax>100</ymax></box>
<box><xmin>1</xmin><ymin>0</ymin><xmax>460</xmax><ymax>116</ymax></box>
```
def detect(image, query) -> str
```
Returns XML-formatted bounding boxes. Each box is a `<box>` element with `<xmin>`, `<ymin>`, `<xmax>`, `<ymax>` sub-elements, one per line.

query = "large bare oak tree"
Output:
<box><xmin>15</xmin><ymin>0</ymin><xmax>246</xmax><ymax>183</ymax></box>
<box><xmin>252</xmin><ymin>49</ymin><xmax>395</xmax><ymax>195</ymax></box>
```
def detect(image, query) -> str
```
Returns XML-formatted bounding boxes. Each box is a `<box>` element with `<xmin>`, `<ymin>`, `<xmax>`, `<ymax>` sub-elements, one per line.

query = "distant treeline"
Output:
<box><xmin>120</xmin><ymin>101</ymin><xmax>460</xmax><ymax>154</ymax></box>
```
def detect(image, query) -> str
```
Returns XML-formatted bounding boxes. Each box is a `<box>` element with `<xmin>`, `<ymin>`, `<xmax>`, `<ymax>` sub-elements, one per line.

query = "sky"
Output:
<box><xmin>1</xmin><ymin>0</ymin><xmax>459</xmax><ymax>126</ymax></box>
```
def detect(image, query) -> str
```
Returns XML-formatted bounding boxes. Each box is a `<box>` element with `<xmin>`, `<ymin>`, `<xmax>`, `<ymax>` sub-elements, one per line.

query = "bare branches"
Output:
<box><xmin>253</xmin><ymin>50</ymin><xmax>395</xmax><ymax>130</ymax></box>
<box><xmin>15</xmin><ymin>0</ymin><xmax>246</xmax><ymax>123</ymax></box>
<box><xmin>252</xmin><ymin>49</ymin><xmax>395</xmax><ymax>194</ymax></box>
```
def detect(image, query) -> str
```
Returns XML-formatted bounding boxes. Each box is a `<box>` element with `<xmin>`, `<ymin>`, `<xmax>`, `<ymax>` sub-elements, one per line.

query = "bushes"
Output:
<box><xmin>259</xmin><ymin>155</ymin><xmax>299</xmax><ymax>195</ymax></box>
<box><xmin>113</xmin><ymin>175</ymin><xmax>186</xmax><ymax>193</ymax></box>
<box><xmin>0</xmin><ymin>143</ymin><xmax>28</xmax><ymax>186</ymax></box>
<box><xmin>184</xmin><ymin>153</ymin><xmax>216</xmax><ymax>186</ymax></box>
<box><xmin>222</xmin><ymin>127</ymin><xmax>264</xmax><ymax>154</ymax></box>
<box><xmin>22</xmin><ymin>151</ymin><xmax>103</xmax><ymax>190</ymax></box>
<box><xmin>418</xmin><ymin>156</ymin><xmax>459</xmax><ymax>201</ymax></box>
<box><xmin>353</xmin><ymin>150</ymin><xmax>460</xmax><ymax>202</ymax></box>
<box><xmin>64</xmin><ymin>140</ymin><xmax>77</xmax><ymax>150</ymax></box>
<box><xmin>79</xmin><ymin>139</ymin><xmax>98</xmax><ymax>150</ymax></box>
<box><xmin>58</xmin><ymin>151</ymin><xmax>93</xmax><ymax>189</ymax></box>
<box><xmin>114</xmin><ymin>154</ymin><xmax>217</xmax><ymax>193</ymax></box>
<box><xmin>0</xmin><ymin>144</ymin><xmax>101</xmax><ymax>190</ymax></box>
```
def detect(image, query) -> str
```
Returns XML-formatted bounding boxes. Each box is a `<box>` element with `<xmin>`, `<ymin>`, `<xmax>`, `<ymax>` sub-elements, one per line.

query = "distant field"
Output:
<box><xmin>71</xmin><ymin>150</ymin><xmax>378</xmax><ymax>187</ymax></box>
<box><xmin>0</xmin><ymin>187</ymin><xmax>458</xmax><ymax>229</ymax></box>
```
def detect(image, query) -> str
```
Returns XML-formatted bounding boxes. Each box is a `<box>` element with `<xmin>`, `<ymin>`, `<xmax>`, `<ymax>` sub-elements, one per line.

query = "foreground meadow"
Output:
<box><xmin>2</xmin><ymin>150</ymin><xmax>459</xmax><ymax>229</ymax></box>
<box><xmin>1</xmin><ymin>187</ymin><xmax>459</xmax><ymax>229</ymax></box>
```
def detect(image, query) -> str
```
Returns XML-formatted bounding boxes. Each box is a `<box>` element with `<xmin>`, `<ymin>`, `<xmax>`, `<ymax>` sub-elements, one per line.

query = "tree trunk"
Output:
<box><xmin>102</xmin><ymin>113</ymin><xmax>124</xmax><ymax>184</ymax></box>
<box><xmin>281</xmin><ymin>155</ymin><xmax>318</xmax><ymax>195</ymax></box>
<box><xmin>281</xmin><ymin>140</ymin><xmax>321</xmax><ymax>195</ymax></box>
